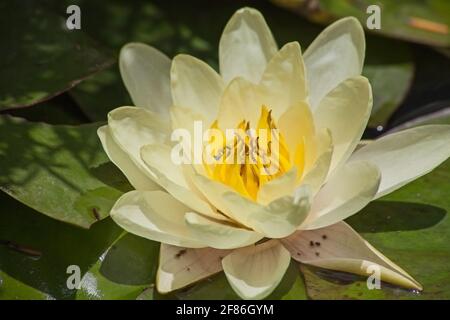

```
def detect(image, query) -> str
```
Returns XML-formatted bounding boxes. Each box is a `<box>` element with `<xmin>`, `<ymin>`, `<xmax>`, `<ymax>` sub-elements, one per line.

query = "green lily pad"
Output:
<box><xmin>4</xmin><ymin>94</ymin><xmax>89</xmax><ymax>125</ymax></box>
<box><xmin>388</xmin><ymin>103</ymin><xmax>450</xmax><ymax>133</ymax></box>
<box><xmin>0</xmin><ymin>116</ymin><xmax>132</xmax><ymax>228</ymax></box>
<box><xmin>76</xmin><ymin>233</ymin><xmax>159</xmax><ymax>300</ymax></box>
<box><xmin>302</xmin><ymin>159</ymin><xmax>450</xmax><ymax>299</ymax></box>
<box><xmin>363</xmin><ymin>36</ymin><xmax>414</xmax><ymax>128</ymax></box>
<box><xmin>0</xmin><ymin>191</ymin><xmax>123</xmax><ymax>299</ymax></box>
<box><xmin>273</xmin><ymin>0</ymin><xmax>450</xmax><ymax>47</ymax></box>
<box><xmin>0</xmin><ymin>1</ymin><xmax>114</xmax><ymax>110</ymax></box>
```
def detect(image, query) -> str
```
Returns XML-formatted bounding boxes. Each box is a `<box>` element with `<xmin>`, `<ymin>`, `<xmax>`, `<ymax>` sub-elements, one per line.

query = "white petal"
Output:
<box><xmin>217</xmin><ymin>77</ymin><xmax>263</xmax><ymax>129</ymax></box>
<box><xmin>119</xmin><ymin>43</ymin><xmax>172</xmax><ymax>117</ymax></box>
<box><xmin>110</xmin><ymin>190</ymin><xmax>204</xmax><ymax>248</ymax></box>
<box><xmin>300</xmin><ymin>129</ymin><xmax>333</xmax><ymax>195</ymax></box>
<box><xmin>157</xmin><ymin>244</ymin><xmax>230</xmax><ymax>293</ymax></box>
<box><xmin>278</xmin><ymin>101</ymin><xmax>315</xmax><ymax>162</ymax></box>
<box><xmin>171</xmin><ymin>54</ymin><xmax>225</xmax><ymax>123</ymax></box>
<box><xmin>282</xmin><ymin>222</ymin><xmax>422</xmax><ymax>290</ymax></box>
<box><xmin>191</xmin><ymin>172</ymin><xmax>310</xmax><ymax>238</ymax></box>
<box><xmin>185</xmin><ymin>212</ymin><xmax>263</xmax><ymax>249</ymax></box>
<box><xmin>260</xmin><ymin>41</ymin><xmax>308</xmax><ymax>119</ymax></box>
<box><xmin>107</xmin><ymin>106</ymin><xmax>169</xmax><ymax>181</ymax></box>
<box><xmin>350</xmin><ymin>125</ymin><xmax>450</xmax><ymax>199</ymax></box>
<box><xmin>303</xmin><ymin>161</ymin><xmax>380</xmax><ymax>230</ymax></box>
<box><xmin>97</xmin><ymin>126</ymin><xmax>160</xmax><ymax>191</ymax></box>
<box><xmin>257</xmin><ymin>168</ymin><xmax>297</xmax><ymax>205</ymax></box>
<box><xmin>140</xmin><ymin>161</ymin><xmax>227</xmax><ymax>222</ymax></box>
<box><xmin>222</xmin><ymin>240</ymin><xmax>291</xmax><ymax>300</ymax></box>
<box><xmin>304</xmin><ymin>17</ymin><xmax>365</xmax><ymax>109</ymax></box>
<box><xmin>219</xmin><ymin>7</ymin><xmax>278</xmax><ymax>83</ymax></box>
<box><xmin>141</xmin><ymin>144</ymin><xmax>189</xmax><ymax>189</ymax></box>
<box><xmin>314</xmin><ymin>76</ymin><xmax>372</xmax><ymax>173</ymax></box>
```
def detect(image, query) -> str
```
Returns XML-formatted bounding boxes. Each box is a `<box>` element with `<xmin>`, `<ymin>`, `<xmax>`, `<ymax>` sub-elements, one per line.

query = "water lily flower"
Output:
<box><xmin>98</xmin><ymin>7</ymin><xmax>450</xmax><ymax>299</ymax></box>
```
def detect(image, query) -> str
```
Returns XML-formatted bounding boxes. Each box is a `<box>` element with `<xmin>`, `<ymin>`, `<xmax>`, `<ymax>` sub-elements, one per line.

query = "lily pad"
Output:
<box><xmin>0</xmin><ymin>1</ymin><xmax>114</xmax><ymax>110</ymax></box>
<box><xmin>302</xmin><ymin>159</ymin><xmax>450</xmax><ymax>299</ymax></box>
<box><xmin>363</xmin><ymin>36</ymin><xmax>414</xmax><ymax>128</ymax></box>
<box><xmin>273</xmin><ymin>0</ymin><xmax>450</xmax><ymax>47</ymax></box>
<box><xmin>76</xmin><ymin>233</ymin><xmax>159</xmax><ymax>300</ymax></box>
<box><xmin>0</xmin><ymin>191</ymin><xmax>122</xmax><ymax>299</ymax></box>
<box><xmin>3</xmin><ymin>94</ymin><xmax>89</xmax><ymax>125</ymax></box>
<box><xmin>0</xmin><ymin>116</ymin><xmax>132</xmax><ymax>228</ymax></box>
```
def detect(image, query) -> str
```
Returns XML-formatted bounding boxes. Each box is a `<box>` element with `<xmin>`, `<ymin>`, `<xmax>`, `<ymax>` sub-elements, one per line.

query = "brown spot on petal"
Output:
<box><xmin>175</xmin><ymin>249</ymin><xmax>187</xmax><ymax>259</ymax></box>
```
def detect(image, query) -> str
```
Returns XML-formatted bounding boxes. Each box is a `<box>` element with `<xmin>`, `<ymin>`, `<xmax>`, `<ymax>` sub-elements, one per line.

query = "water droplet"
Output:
<box><xmin>376</xmin><ymin>125</ymin><xmax>384</xmax><ymax>132</ymax></box>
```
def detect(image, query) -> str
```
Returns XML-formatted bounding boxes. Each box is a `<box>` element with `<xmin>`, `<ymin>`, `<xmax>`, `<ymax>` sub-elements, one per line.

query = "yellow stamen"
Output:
<box><xmin>203</xmin><ymin>106</ymin><xmax>300</xmax><ymax>200</ymax></box>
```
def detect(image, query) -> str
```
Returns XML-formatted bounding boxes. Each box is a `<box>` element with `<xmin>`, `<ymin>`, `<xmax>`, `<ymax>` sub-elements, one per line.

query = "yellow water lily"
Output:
<box><xmin>98</xmin><ymin>8</ymin><xmax>450</xmax><ymax>299</ymax></box>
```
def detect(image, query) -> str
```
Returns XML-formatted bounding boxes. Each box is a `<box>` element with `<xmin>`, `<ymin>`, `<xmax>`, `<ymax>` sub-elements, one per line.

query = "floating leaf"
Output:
<box><xmin>0</xmin><ymin>192</ymin><xmax>122</xmax><ymax>299</ymax></box>
<box><xmin>273</xmin><ymin>0</ymin><xmax>450</xmax><ymax>47</ymax></box>
<box><xmin>0</xmin><ymin>1</ymin><xmax>114</xmax><ymax>110</ymax></box>
<box><xmin>0</xmin><ymin>116</ymin><xmax>132</xmax><ymax>228</ymax></box>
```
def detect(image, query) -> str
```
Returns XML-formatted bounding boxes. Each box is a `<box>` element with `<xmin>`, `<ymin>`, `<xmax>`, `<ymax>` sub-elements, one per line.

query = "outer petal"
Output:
<box><xmin>141</xmin><ymin>144</ymin><xmax>189</xmax><ymax>189</ymax></box>
<box><xmin>219</xmin><ymin>7</ymin><xmax>278</xmax><ymax>83</ymax></box>
<box><xmin>350</xmin><ymin>125</ymin><xmax>450</xmax><ymax>199</ymax></box>
<box><xmin>185</xmin><ymin>212</ymin><xmax>263</xmax><ymax>249</ymax></box>
<box><xmin>140</xmin><ymin>158</ymin><xmax>227</xmax><ymax>222</ymax></box>
<box><xmin>97</xmin><ymin>126</ymin><xmax>160</xmax><ymax>191</ymax></box>
<box><xmin>191</xmin><ymin>172</ymin><xmax>311</xmax><ymax>238</ymax></box>
<box><xmin>222</xmin><ymin>240</ymin><xmax>291</xmax><ymax>300</ymax></box>
<box><xmin>119</xmin><ymin>43</ymin><xmax>172</xmax><ymax>117</ymax></box>
<box><xmin>107</xmin><ymin>106</ymin><xmax>169</xmax><ymax>180</ymax></box>
<box><xmin>110</xmin><ymin>190</ymin><xmax>204</xmax><ymax>248</ymax></box>
<box><xmin>282</xmin><ymin>222</ymin><xmax>422</xmax><ymax>290</ymax></box>
<box><xmin>314</xmin><ymin>76</ymin><xmax>372</xmax><ymax>173</ymax></box>
<box><xmin>157</xmin><ymin>244</ymin><xmax>230</xmax><ymax>293</ymax></box>
<box><xmin>260</xmin><ymin>41</ymin><xmax>308</xmax><ymax>119</ymax></box>
<box><xmin>171</xmin><ymin>54</ymin><xmax>225</xmax><ymax>123</ymax></box>
<box><xmin>304</xmin><ymin>17</ymin><xmax>365</xmax><ymax>109</ymax></box>
<box><xmin>302</xmin><ymin>161</ymin><xmax>380</xmax><ymax>230</ymax></box>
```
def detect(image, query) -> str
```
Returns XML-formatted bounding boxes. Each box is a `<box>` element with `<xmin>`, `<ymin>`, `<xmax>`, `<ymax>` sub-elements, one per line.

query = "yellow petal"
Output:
<box><xmin>282</xmin><ymin>222</ymin><xmax>422</xmax><ymax>290</ymax></box>
<box><xmin>278</xmin><ymin>101</ymin><xmax>315</xmax><ymax>169</ymax></box>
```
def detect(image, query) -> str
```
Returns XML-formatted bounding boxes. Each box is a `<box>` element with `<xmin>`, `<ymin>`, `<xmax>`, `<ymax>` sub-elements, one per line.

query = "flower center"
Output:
<box><xmin>203</xmin><ymin>106</ymin><xmax>301</xmax><ymax>200</ymax></box>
